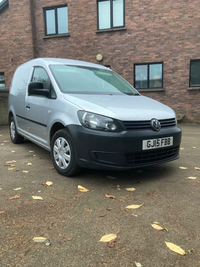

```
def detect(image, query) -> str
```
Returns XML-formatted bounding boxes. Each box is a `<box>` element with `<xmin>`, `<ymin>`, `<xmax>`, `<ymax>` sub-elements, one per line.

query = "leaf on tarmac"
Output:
<box><xmin>5</xmin><ymin>160</ymin><xmax>16</xmax><ymax>164</ymax></box>
<box><xmin>151</xmin><ymin>224</ymin><xmax>166</xmax><ymax>231</ymax></box>
<box><xmin>12</xmin><ymin>151</ymin><xmax>15</xmax><ymax>153</ymax></box>
<box><xmin>125</xmin><ymin>204</ymin><xmax>143</xmax><ymax>209</ymax></box>
<box><xmin>78</xmin><ymin>185</ymin><xmax>89</xmax><ymax>192</ymax></box>
<box><xmin>1</xmin><ymin>143</ymin><xmax>4</xmax><ymax>145</ymax></box>
<box><xmin>32</xmin><ymin>196</ymin><xmax>43</xmax><ymax>200</ymax></box>
<box><xmin>193</xmin><ymin>147</ymin><xmax>196</xmax><ymax>149</ymax></box>
<box><xmin>195</xmin><ymin>167</ymin><xmax>200</xmax><ymax>170</ymax></box>
<box><xmin>126</xmin><ymin>188</ymin><xmax>136</xmax><ymax>191</ymax></box>
<box><xmin>98</xmin><ymin>233</ymin><xmax>117</xmax><ymax>242</ymax></box>
<box><xmin>9</xmin><ymin>194</ymin><xmax>21</xmax><ymax>200</ymax></box>
<box><xmin>29</xmin><ymin>151</ymin><xmax>34</xmax><ymax>153</ymax></box>
<box><xmin>27</xmin><ymin>163</ymin><xmax>32</xmax><ymax>166</ymax></box>
<box><xmin>46</xmin><ymin>181</ymin><xmax>53</xmax><ymax>186</ymax></box>
<box><xmin>8</xmin><ymin>168</ymin><xmax>15</xmax><ymax>171</ymax></box>
<box><xmin>180</xmin><ymin>147</ymin><xmax>184</xmax><ymax>150</ymax></box>
<box><xmin>3</xmin><ymin>141</ymin><xmax>9</xmax><ymax>143</ymax></box>
<box><xmin>100</xmin><ymin>214</ymin><xmax>107</xmax><ymax>217</ymax></box>
<box><xmin>32</xmin><ymin>237</ymin><xmax>47</xmax><ymax>243</ymax></box>
<box><xmin>23</xmin><ymin>170</ymin><xmax>29</xmax><ymax>173</ymax></box>
<box><xmin>0</xmin><ymin>211</ymin><xmax>5</xmax><ymax>214</ymax></box>
<box><xmin>187</xmin><ymin>177</ymin><xmax>197</xmax><ymax>180</ymax></box>
<box><xmin>49</xmin><ymin>167</ymin><xmax>54</xmax><ymax>170</ymax></box>
<box><xmin>179</xmin><ymin>167</ymin><xmax>187</xmax><ymax>169</ymax></box>
<box><xmin>135</xmin><ymin>262</ymin><xmax>142</xmax><ymax>267</ymax></box>
<box><xmin>106</xmin><ymin>194</ymin><xmax>115</xmax><ymax>199</ymax></box>
<box><xmin>107</xmin><ymin>237</ymin><xmax>117</xmax><ymax>247</ymax></box>
<box><xmin>106</xmin><ymin>175</ymin><xmax>116</xmax><ymax>179</ymax></box>
<box><xmin>165</xmin><ymin>241</ymin><xmax>186</xmax><ymax>255</ymax></box>
<box><xmin>13</xmin><ymin>188</ymin><xmax>22</xmax><ymax>191</ymax></box>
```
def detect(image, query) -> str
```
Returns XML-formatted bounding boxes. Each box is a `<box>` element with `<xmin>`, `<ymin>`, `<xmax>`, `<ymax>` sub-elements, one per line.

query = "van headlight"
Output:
<box><xmin>78</xmin><ymin>111</ymin><xmax>122</xmax><ymax>132</ymax></box>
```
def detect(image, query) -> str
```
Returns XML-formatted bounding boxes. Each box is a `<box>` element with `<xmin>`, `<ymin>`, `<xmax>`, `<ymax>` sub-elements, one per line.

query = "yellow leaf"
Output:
<box><xmin>165</xmin><ymin>242</ymin><xmax>186</xmax><ymax>255</ymax></box>
<box><xmin>32</xmin><ymin>196</ymin><xmax>43</xmax><ymax>200</ymax></box>
<box><xmin>125</xmin><ymin>204</ymin><xmax>143</xmax><ymax>209</ymax></box>
<box><xmin>78</xmin><ymin>185</ymin><xmax>89</xmax><ymax>192</ymax></box>
<box><xmin>180</xmin><ymin>147</ymin><xmax>184</xmax><ymax>150</ymax></box>
<box><xmin>151</xmin><ymin>224</ymin><xmax>165</xmax><ymax>231</ymax></box>
<box><xmin>32</xmin><ymin>237</ymin><xmax>47</xmax><ymax>243</ymax></box>
<box><xmin>193</xmin><ymin>147</ymin><xmax>196</xmax><ymax>149</ymax></box>
<box><xmin>49</xmin><ymin>167</ymin><xmax>54</xmax><ymax>170</ymax></box>
<box><xmin>23</xmin><ymin>170</ymin><xmax>29</xmax><ymax>173</ymax></box>
<box><xmin>3</xmin><ymin>141</ymin><xmax>9</xmax><ymax>143</ymax></box>
<box><xmin>12</xmin><ymin>151</ymin><xmax>15</xmax><ymax>153</ymax></box>
<box><xmin>179</xmin><ymin>167</ymin><xmax>187</xmax><ymax>169</ymax></box>
<box><xmin>195</xmin><ymin>167</ymin><xmax>200</xmax><ymax>170</ymax></box>
<box><xmin>46</xmin><ymin>181</ymin><xmax>53</xmax><ymax>186</ymax></box>
<box><xmin>29</xmin><ymin>151</ymin><xmax>34</xmax><ymax>153</ymax></box>
<box><xmin>187</xmin><ymin>177</ymin><xmax>197</xmax><ymax>180</ymax></box>
<box><xmin>5</xmin><ymin>160</ymin><xmax>16</xmax><ymax>164</ymax></box>
<box><xmin>8</xmin><ymin>168</ymin><xmax>15</xmax><ymax>171</ymax></box>
<box><xmin>27</xmin><ymin>163</ymin><xmax>32</xmax><ymax>166</ymax></box>
<box><xmin>1</xmin><ymin>143</ymin><xmax>4</xmax><ymax>146</ymax></box>
<box><xmin>126</xmin><ymin>188</ymin><xmax>136</xmax><ymax>191</ymax></box>
<box><xmin>98</xmin><ymin>233</ymin><xmax>117</xmax><ymax>242</ymax></box>
<box><xmin>106</xmin><ymin>194</ymin><xmax>115</xmax><ymax>199</ymax></box>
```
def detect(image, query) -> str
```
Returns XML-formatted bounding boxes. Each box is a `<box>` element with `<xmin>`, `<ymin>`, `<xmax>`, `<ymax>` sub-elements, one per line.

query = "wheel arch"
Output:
<box><xmin>49</xmin><ymin>122</ymin><xmax>71</xmax><ymax>145</ymax></box>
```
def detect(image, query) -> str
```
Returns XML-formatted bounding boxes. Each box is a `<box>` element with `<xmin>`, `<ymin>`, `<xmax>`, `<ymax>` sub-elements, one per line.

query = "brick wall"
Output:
<box><xmin>1</xmin><ymin>0</ymin><xmax>200</xmax><ymax>122</ymax></box>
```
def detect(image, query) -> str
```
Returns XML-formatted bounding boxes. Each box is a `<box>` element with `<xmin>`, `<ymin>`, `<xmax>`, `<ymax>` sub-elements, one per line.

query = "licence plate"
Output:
<box><xmin>142</xmin><ymin>137</ymin><xmax>173</xmax><ymax>150</ymax></box>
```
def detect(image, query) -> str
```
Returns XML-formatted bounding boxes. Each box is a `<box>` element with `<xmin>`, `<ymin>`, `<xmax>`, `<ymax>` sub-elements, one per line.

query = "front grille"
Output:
<box><xmin>125</xmin><ymin>146</ymin><xmax>179</xmax><ymax>165</ymax></box>
<box><xmin>122</xmin><ymin>118</ymin><xmax>176</xmax><ymax>130</ymax></box>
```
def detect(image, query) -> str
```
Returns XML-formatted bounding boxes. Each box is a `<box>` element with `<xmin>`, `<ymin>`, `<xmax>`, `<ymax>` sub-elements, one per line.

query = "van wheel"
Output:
<box><xmin>9</xmin><ymin>117</ymin><xmax>24</xmax><ymax>144</ymax></box>
<box><xmin>51</xmin><ymin>129</ymin><xmax>80</xmax><ymax>177</ymax></box>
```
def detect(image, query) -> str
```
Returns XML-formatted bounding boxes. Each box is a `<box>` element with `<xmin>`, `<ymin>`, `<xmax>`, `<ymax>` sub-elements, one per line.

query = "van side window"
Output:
<box><xmin>31</xmin><ymin>67</ymin><xmax>56</xmax><ymax>98</ymax></box>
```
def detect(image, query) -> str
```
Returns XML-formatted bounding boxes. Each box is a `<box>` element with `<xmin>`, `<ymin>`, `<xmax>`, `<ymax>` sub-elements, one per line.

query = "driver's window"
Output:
<box><xmin>32</xmin><ymin>67</ymin><xmax>50</xmax><ymax>89</ymax></box>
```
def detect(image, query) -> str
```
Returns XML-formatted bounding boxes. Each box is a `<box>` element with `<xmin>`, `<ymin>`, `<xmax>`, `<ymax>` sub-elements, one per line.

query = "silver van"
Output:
<box><xmin>8</xmin><ymin>58</ymin><xmax>181</xmax><ymax>176</ymax></box>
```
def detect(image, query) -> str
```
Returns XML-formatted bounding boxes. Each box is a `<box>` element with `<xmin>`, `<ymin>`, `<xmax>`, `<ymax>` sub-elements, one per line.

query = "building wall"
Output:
<box><xmin>1</xmin><ymin>0</ymin><xmax>200</xmax><ymax>122</ymax></box>
<box><xmin>0</xmin><ymin>0</ymin><xmax>35</xmax><ymax>89</ymax></box>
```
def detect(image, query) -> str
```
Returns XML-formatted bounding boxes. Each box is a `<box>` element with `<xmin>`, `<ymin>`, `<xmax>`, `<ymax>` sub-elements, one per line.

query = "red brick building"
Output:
<box><xmin>1</xmin><ymin>0</ymin><xmax>200</xmax><ymax>122</ymax></box>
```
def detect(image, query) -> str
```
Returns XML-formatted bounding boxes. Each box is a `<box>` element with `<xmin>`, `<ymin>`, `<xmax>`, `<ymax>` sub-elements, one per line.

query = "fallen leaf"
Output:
<box><xmin>27</xmin><ymin>163</ymin><xmax>32</xmax><ymax>166</ymax></box>
<box><xmin>98</xmin><ymin>233</ymin><xmax>117</xmax><ymax>242</ymax></box>
<box><xmin>107</xmin><ymin>237</ymin><xmax>117</xmax><ymax>247</ymax></box>
<box><xmin>179</xmin><ymin>167</ymin><xmax>187</xmax><ymax>169</ymax></box>
<box><xmin>29</xmin><ymin>151</ymin><xmax>34</xmax><ymax>153</ymax></box>
<box><xmin>32</xmin><ymin>237</ymin><xmax>47</xmax><ymax>243</ymax></box>
<box><xmin>8</xmin><ymin>168</ymin><xmax>15</xmax><ymax>171</ymax></box>
<box><xmin>100</xmin><ymin>214</ymin><xmax>107</xmax><ymax>217</ymax></box>
<box><xmin>0</xmin><ymin>211</ymin><xmax>5</xmax><ymax>214</ymax></box>
<box><xmin>33</xmin><ymin>155</ymin><xmax>36</xmax><ymax>157</ymax></box>
<box><xmin>132</xmin><ymin>214</ymin><xmax>138</xmax><ymax>217</ymax></box>
<box><xmin>3</xmin><ymin>141</ymin><xmax>9</xmax><ymax>143</ymax></box>
<box><xmin>195</xmin><ymin>167</ymin><xmax>200</xmax><ymax>170</ymax></box>
<box><xmin>151</xmin><ymin>224</ymin><xmax>166</xmax><ymax>231</ymax></box>
<box><xmin>46</xmin><ymin>181</ymin><xmax>53</xmax><ymax>186</ymax></box>
<box><xmin>180</xmin><ymin>147</ymin><xmax>184</xmax><ymax>150</ymax></box>
<box><xmin>12</xmin><ymin>151</ymin><xmax>15</xmax><ymax>153</ymax></box>
<box><xmin>135</xmin><ymin>262</ymin><xmax>142</xmax><ymax>267</ymax></box>
<box><xmin>193</xmin><ymin>147</ymin><xmax>196</xmax><ymax>149</ymax></box>
<box><xmin>5</xmin><ymin>160</ymin><xmax>16</xmax><ymax>164</ymax></box>
<box><xmin>23</xmin><ymin>170</ymin><xmax>29</xmax><ymax>173</ymax></box>
<box><xmin>49</xmin><ymin>167</ymin><xmax>54</xmax><ymax>170</ymax></box>
<box><xmin>32</xmin><ymin>196</ymin><xmax>43</xmax><ymax>200</ymax></box>
<box><xmin>78</xmin><ymin>185</ymin><xmax>89</xmax><ymax>192</ymax></box>
<box><xmin>126</xmin><ymin>188</ymin><xmax>136</xmax><ymax>191</ymax></box>
<box><xmin>106</xmin><ymin>175</ymin><xmax>116</xmax><ymax>179</ymax></box>
<box><xmin>106</xmin><ymin>194</ymin><xmax>115</xmax><ymax>199</ymax></box>
<box><xmin>13</xmin><ymin>187</ymin><xmax>22</xmax><ymax>191</ymax></box>
<box><xmin>9</xmin><ymin>194</ymin><xmax>21</xmax><ymax>199</ymax></box>
<box><xmin>187</xmin><ymin>177</ymin><xmax>197</xmax><ymax>180</ymax></box>
<box><xmin>1</xmin><ymin>143</ymin><xmax>4</xmax><ymax>146</ymax></box>
<box><xmin>125</xmin><ymin>204</ymin><xmax>143</xmax><ymax>209</ymax></box>
<box><xmin>165</xmin><ymin>242</ymin><xmax>186</xmax><ymax>255</ymax></box>
<box><xmin>50</xmin><ymin>204</ymin><xmax>55</xmax><ymax>207</ymax></box>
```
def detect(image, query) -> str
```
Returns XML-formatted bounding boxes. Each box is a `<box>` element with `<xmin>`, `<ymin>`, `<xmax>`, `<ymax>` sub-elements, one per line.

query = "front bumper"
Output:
<box><xmin>68</xmin><ymin>125</ymin><xmax>182</xmax><ymax>170</ymax></box>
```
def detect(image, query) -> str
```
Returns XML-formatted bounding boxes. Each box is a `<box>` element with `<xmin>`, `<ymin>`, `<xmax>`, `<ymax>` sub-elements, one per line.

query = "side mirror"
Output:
<box><xmin>28</xmin><ymin>82</ymin><xmax>49</xmax><ymax>97</ymax></box>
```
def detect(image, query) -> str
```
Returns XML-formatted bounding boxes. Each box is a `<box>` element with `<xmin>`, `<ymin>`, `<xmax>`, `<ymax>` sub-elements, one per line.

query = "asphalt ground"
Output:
<box><xmin>0</xmin><ymin>124</ymin><xmax>200</xmax><ymax>267</ymax></box>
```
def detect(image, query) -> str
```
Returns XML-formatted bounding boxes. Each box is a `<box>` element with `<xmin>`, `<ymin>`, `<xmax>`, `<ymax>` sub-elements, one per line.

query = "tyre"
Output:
<box><xmin>51</xmin><ymin>129</ymin><xmax>80</xmax><ymax>177</ymax></box>
<box><xmin>9</xmin><ymin>117</ymin><xmax>24</xmax><ymax>144</ymax></box>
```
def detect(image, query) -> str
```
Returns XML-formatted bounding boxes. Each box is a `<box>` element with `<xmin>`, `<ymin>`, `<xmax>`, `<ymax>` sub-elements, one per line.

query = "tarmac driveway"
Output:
<box><xmin>0</xmin><ymin>124</ymin><xmax>200</xmax><ymax>267</ymax></box>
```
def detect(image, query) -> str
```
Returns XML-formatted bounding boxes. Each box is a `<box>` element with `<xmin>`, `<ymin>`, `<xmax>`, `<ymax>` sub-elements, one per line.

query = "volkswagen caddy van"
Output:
<box><xmin>8</xmin><ymin>58</ymin><xmax>182</xmax><ymax>176</ymax></box>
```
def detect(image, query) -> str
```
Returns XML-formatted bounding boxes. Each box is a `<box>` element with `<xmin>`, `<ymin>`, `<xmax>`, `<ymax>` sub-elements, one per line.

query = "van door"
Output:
<box><xmin>25</xmin><ymin>67</ymin><xmax>53</xmax><ymax>146</ymax></box>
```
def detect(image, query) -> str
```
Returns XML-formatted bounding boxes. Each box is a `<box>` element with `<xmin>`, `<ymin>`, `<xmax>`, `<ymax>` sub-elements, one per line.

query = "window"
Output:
<box><xmin>44</xmin><ymin>5</ymin><xmax>68</xmax><ymax>36</ymax></box>
<box><xmin>134</xmin><ymin>63</ymin><xmax>163</xmax><ymax>89</ymax></box>
<box><xmin>190</xmin><ymin>60</ymin><xmax>200</xmax><ymax>87</ymax></box>
<box><xmin>0</xmin><ymin>0</ymin><xmax>9</xmax><ymax>14</ymax></box>
<box><xmin>0</xmin><ymin>72</ymin><xmax>5</xmax><ymax>89</ymax></box>
<box><xmin>31</xmin><ymin>67</ymin><xmax>56</xmax><ymax>98</ymax></box>
<box><xmin>97</xmin><ymin>0</ymin><xmax>125</xmax><ymax>30</ymax></box>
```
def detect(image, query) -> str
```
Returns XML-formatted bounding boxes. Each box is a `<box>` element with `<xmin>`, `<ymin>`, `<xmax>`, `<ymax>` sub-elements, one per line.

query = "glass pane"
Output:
<box><xmin>58</xmin><ymin>7</ymin><xmax>68</xmax><ymax>34</ymax></box>
<box><xmin>113</xmin><ymin>0</ymin><xmax>124</xmax><ymax>27</ymax></box>
<box><xmin>149</xmin><ymin>64</ymin><xmax>162</xmax><ymax>88</ymax></box>
<box><xmin>0</xmin><ymin>74</ymin><xmax>5</xmax><ymax>81</ymax></box>
<box><xmin>0</xmin><ymin>83</ymin><xmax>5</xmax><ymax>89</ymax></box>
<box><xmin>190</xmin><ymin>61</ymin><xmax>200</xmax><ymax>86</ymax></box>
<box><xmin>135</xmin><ymin>65</ymin><xmax>148</xmax><ymax>89</ymax></box>
<box><xmin>98</xmin><ymin>1</ymin><xmax>110</xmax><ymax>29</ymax></box>
<box><xmin>46</xmin><ymin>9</ymin><xmax>56</xmax><ymax>35</ymax></box>
<box><xmin>32</xmin><ymin>67</ymin><xmax>50</xmax><ymax>89</ymax></box>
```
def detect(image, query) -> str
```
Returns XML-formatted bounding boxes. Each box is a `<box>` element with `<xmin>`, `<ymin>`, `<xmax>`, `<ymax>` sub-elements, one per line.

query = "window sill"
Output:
<box><xmin>187</xmin><ymin>87</ymin><xmax>200</xmax><ymax>91</ymax></box>
<box><xmin>96</xmin><ymin>27</ymin><xmax>126</xmax><ymax>33</ymax></box>
<box><xmin>43</xmin><ymin>33</ymin><xmax>70</xmax><ymax>39</ymax></box>
<box><xmin>137</xmin><ymin>88</ymin><xmax>165</xmax><ymax>92</ymax></box>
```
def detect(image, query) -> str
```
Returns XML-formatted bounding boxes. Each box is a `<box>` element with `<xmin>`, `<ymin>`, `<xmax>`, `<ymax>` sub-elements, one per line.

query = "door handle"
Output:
<box><xmin>26</xmin><ymin>104</ymin><xmax>30</xmax><ymax>110</ymax></box>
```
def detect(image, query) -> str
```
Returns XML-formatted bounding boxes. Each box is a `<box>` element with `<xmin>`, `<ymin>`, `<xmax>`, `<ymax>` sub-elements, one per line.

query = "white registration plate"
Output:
<box><xmin>142</xmin><ymin>137</ymin><xmax>173</xmax><ymax>150</ymax></box>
